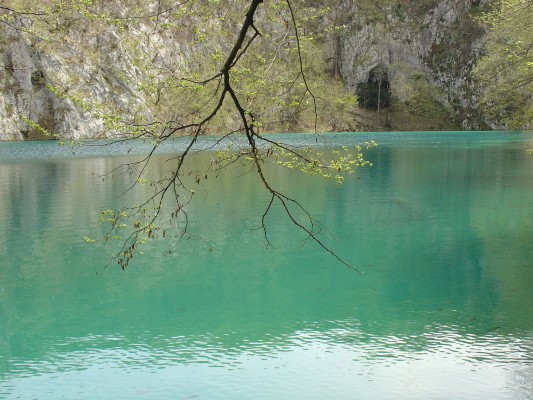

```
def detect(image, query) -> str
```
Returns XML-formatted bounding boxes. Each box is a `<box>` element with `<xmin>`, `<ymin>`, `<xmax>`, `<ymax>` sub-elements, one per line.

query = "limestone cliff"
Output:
<box><xmin>332</xmin><ymin>0</ymin><xmax>493</xmax><ymax>130</ymax></box>
<box><xmin>0</xmin><ymin>19</ymin><xmax>147</xmax><ymax>141</ymax></box>
<box><xmin>0</xmin><ymin>1</ymin><xmax>496</xmax><ymax>141</ymax></box>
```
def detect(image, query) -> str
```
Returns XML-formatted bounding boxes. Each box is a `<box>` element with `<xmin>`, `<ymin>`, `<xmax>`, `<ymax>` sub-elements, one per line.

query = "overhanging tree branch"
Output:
<box><xmin>5</xmin><ymin>0</ymin><xmax>371</xmax><ymax>271</ymax></box>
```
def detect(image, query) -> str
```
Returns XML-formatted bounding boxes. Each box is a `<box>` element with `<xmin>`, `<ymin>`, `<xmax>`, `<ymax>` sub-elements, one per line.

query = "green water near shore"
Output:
<box><xmin>1</xmin><ymin>132</ymin><xmax>532</xmax><ymax>399</ymax></box>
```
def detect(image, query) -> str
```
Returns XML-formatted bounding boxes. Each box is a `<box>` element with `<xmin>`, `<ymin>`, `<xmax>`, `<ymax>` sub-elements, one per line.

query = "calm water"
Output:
<box><xmin>0</xmin><ymin>132</ymin><xmax>532</xmax><ymax>399</ymax></box>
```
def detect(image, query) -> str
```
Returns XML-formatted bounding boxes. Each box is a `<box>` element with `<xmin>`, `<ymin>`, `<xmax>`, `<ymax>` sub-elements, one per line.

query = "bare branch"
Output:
<box><xmin>72</xmin><ymin>0</ymin><xmax>363</xmax><ymax>271</ymax></box>
<box><xmin>285</xmin><ymin>0</ymin><xmax>318</xmax><ymax>131</ymax></box>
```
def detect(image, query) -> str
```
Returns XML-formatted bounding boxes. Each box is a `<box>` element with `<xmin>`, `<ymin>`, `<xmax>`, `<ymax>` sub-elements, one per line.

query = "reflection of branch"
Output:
<box><xmin>255</xmin><ymin>175</ymin><xmax>361</xmax><ymax>272</ymax></box>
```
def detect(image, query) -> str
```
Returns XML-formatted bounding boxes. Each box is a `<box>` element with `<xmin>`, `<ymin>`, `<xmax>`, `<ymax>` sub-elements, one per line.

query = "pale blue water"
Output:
<box><xmin>0</xmin><ymin>131</ymin><xmax>532</xmax><ymax>399</ymax></box>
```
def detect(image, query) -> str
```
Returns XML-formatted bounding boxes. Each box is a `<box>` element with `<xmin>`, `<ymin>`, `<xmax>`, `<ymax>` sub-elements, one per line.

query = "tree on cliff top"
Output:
<box><xmin>473</xmin><ymin>0</ymin><xmax>533</xmax><ymax>129</ymax></box>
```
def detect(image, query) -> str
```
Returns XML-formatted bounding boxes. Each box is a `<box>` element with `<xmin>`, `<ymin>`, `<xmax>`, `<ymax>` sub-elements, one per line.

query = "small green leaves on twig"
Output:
<box><xmin>272</xmin><ymin>142</ymin><xmax>376</xmax><ymax>184</ymax></box>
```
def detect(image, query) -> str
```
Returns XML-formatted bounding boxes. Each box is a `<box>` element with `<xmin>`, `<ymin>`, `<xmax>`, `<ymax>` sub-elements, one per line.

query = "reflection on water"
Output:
<box><xmin>0</xmin><ymin>132</ymin><xmax>532</xmax><ymax>399</ymax></box>
<box><xmin>3</xmin><ymin>326</ymin><xmax>532</xmax><ymax>399</ymax></box>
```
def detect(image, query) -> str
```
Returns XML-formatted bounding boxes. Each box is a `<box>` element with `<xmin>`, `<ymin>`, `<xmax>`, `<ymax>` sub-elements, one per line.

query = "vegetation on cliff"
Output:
<box><xmin>1</xmin><ymin>0</ymin><xmax>362</xmax><ymax>139</ymax></box>
<box><xmin>2</xmin><ymin>0</ymin><xmax>531</xmax><ymax>138</ymax></box>
<box><xmin>472</xmin><ymin>0</ymin><xmax>532</xmax><ymax>129</ymax></box>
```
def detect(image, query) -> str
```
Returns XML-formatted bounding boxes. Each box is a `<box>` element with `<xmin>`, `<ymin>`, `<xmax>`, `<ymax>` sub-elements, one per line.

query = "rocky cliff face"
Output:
<box><xmin>333</xmin><ymin>0</ymin><xmax>492</xmax><ymax>129</ymax></box>
<box><xmin>1</xmin><ymin>23</ymin><xmax>85</xmax><ymax>141</ymax></box>
<box><xmin>1</xmin><ymin>23</ymin><xmax>55</xmax><ymax>141</ymax></box>
<box><xmin>0</xmin><ymin>19</ymin><xmax>147</xmax><ymax>141</ymax></box>
<box><xmin>0</xmin><ymin>1</ymin><xmax>494</xmax><ymax>141</ymax></box>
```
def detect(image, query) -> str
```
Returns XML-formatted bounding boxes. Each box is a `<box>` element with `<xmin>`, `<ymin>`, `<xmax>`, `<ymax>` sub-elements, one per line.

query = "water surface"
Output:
<box><xmin>1</xmin><ymin>131</ymin><xmax>532</xmax><ymax>399</ymax></box>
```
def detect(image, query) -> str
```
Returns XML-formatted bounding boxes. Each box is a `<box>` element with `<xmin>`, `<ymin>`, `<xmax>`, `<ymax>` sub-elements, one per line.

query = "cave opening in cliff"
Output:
<box><xmin>357</xmin><ymin>66</ymin><xmax>391</xmax><ymax>111</ymax></box>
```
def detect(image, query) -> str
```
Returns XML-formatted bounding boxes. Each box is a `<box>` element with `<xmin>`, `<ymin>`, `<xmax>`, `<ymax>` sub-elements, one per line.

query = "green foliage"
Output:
<box><xmin>19</xmin><ymin>115</ymin><xmax>51</xmax><ymax>137</ymax></box>
<box><xmin>472</xmin><ymin>0</ymin><xmax>533</xmax><ymax>128</ymax></box>
<box><xmin>19</xmin><ymin>115</ymin><xmax>60</xmax><ymax>140</ymax></box>
<box><xmin>406</xmin><ymin>90</ymin><xmax>451</xmax><ymax>121</ymax></box>
<box><xmin>214</xmin><ymin>140</ymin><xmax>376</xmax><ymax>184</ymax></box>
<box><xmin>272</xmin><ymin>142</ymin><xmax>376</xmax><ymax>184</ymax></box>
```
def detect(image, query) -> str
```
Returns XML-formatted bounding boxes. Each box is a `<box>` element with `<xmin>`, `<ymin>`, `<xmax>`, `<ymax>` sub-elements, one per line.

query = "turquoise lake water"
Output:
<box><xmin>0</xmin><ymin>131</ymin><xmax>532</xmax><ymax>399</ymax></box>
